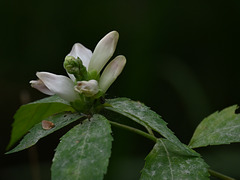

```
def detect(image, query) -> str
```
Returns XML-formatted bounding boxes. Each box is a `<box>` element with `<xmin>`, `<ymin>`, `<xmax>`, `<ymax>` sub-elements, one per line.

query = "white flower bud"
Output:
<box><xmin>99</xmin><ymin>55</ymin><xmax>126</xmax><ymax>93</ymax></box>
<box><xmin>88</xmin><ymin>31</ymin><xmax>119</xmax><ymax>74</ymax></box>
<box><xmin>74</xmin><ymin>80</ymin><xmax>99</xmax><ymax>97</ymax></box>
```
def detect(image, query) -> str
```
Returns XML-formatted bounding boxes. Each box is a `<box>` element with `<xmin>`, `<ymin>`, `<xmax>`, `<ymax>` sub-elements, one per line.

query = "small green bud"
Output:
<box><xmin>64</xmin><ymin>56</ymin><xmax>80</xmax><ymax>74</ymax></box>
<box><xmin>64</xmin><ymin>56</ymin><xmax>87</xmax><ymax>81</ymax></box>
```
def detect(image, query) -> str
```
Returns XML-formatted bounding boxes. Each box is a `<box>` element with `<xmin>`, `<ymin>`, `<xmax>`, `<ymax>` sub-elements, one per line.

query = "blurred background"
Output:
<box><xmin>1</xmin><ymin>0</ymin><xmax>240</xmax><ymax>179</ymax></box>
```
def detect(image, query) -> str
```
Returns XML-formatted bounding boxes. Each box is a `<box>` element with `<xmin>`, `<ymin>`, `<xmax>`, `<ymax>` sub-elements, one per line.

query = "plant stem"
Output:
<box><xmin>109</xmin><ymin>120</ymin><xmax>236</xmax><ymax>180</ymax></box>
<box><xmin>108</xmin><ymin>120</ymin><xmax>156</xmax><ymax>142</ymax></box>
<box><xmin>208</xmin><ymin>169</ymin><xmax>235</xmax><ymax>180</ymax></box>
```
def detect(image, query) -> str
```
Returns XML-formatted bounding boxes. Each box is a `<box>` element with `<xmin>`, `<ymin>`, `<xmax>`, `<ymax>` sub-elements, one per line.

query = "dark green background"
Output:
<box><xmin>1</xmin><ymin>0</ymin><xmax>240</xmax><ymax>179</ymax></box>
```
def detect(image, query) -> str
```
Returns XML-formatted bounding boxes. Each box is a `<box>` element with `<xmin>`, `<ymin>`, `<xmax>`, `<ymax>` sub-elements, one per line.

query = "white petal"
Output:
<box><xmin>36</xmin><ymin>72</ymin><xmax>78</xmax><ymax>102</ymax></box>
<box><xmin>30</xmin><ymin>79</ymin><xmax>55</xmax><ymax>95</ymax></box>
<box><xmin>99</xmin><ymin>55</ymin><xmax>126</xmax><ymax>93</ymax></box>
<box><xmin>67</xmin><ymin>73</ymin><xmax>76</xmax><ymax>82</ymax></box>
<box><xmin>88</xmin><ymin>31</ymin><xmax>119</xmax><ymax>73</ymax></box>
<box><xmin>67</xmin><ymin>43</ymin><xmax>92</xmax><ymax>69</ymax></box>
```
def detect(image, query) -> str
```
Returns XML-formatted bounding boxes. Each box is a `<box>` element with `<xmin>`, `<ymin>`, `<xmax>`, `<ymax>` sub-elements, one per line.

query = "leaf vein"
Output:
<box><xmin>159</xmin><ymin>139</ymin><xmax>174</xmax><ymax>180</ymax></box>
<box><xmin>76</xmin><ymin>120</ymin><xmax>92</xmax><ymax>180</ymax></box>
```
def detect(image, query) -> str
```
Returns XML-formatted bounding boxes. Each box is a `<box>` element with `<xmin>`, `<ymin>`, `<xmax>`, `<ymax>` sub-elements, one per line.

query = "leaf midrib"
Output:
<box><xmin>159</xmin><ymin>139</ymin><xmax>174</xmax><ymax>180</ymax></box>
<box><xmin>76</xmin><ymin>120</ymin><xmax>92</xmax><ymax>180</ymax></box>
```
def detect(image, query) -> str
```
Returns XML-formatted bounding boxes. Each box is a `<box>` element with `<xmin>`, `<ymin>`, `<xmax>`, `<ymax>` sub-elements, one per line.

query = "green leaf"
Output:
<box><xmin>189</xmin><ymin>105</ymin><xmax>240</xmax><ymax>148</ymax></box>
<box><xmin>141</xmin><ymin>139</ymin><xmax>209</xmax><ymax>180</ymax></box>
<box><xmin>51</xmin><ymin>114</ymin><xmax>113</xmax><ymax>180</ymax></box>
<box><xmin>7</xmin><ymin>95</ymin><xmax>74</xmax><ymax>150</ymax></box>
<box><xmin>6</xmin><ymin>112</ymin><xmax>83</xmax><ymax>154</ymax></box>
<box><xmin>106</xmin><ymin>98</ymin><xmax>198</xmax><ymax>156</ymax></box>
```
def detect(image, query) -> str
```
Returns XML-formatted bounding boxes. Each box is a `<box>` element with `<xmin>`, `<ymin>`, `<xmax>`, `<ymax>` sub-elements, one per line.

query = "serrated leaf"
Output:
<box><xmin>189</xmin><ymin>105</ymin><xmax>240</xmax><ymax>148</ymax></box>
<box><xmin>106</xmin><ymin>98</ymin><xmax>198</xmax><ymax>156</ymax></box>
<box><xmin>7</xmin><ymin>95</ymin><xmax>74</xmax><ymax>149</ymax></box>
<box><xmin>6</xmin><ymin>112</ymin><xmax>83</xmax><ymax>154</ymax></box>
<box><xmin>51</xmin><ymin>114</ymin><xmax>113</xmax><ymax>180</ymax></box>
<box><xmin>141</xmin><ymin>139</ymin><xmax>209</xmax><ymax>180</ymax></box>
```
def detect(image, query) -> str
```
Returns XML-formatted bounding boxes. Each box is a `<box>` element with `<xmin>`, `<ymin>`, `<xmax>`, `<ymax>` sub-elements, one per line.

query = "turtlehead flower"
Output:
<box><xmin>30</xmin><ymin>31</ymin><xmax>126</xmax><ymax>112</ymax></box>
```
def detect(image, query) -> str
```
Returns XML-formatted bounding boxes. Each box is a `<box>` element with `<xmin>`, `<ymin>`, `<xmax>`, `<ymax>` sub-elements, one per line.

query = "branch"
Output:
<box><xmin>108</xmin><ymin>120</ymin><xmax>156</xmax><ymax>142</ymax></box>
<box><xmin>109</xmin><ymin>120</ymin><xmax>236</xmax><ymax>180</ymax></box>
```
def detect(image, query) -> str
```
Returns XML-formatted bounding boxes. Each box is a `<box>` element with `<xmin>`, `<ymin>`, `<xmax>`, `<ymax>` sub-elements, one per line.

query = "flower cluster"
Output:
<box><xmin>30</xmin><ymin>31</ymin><xmax>126</xmax><ymax>113</ymax></box>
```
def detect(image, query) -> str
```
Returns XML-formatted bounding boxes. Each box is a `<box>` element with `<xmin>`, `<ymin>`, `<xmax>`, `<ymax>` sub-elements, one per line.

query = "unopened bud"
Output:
<box><xmin>88</xmin><ymin>31</ymin><xmax>119</xmax><ymax>74</ymax></box>
<box><xmin>74</xmin><ymin>80</ymin><xmax>99</xmax><ymax>97</ymax></box>
<box><xmin>99</xmin><ymin>55</ymin><xmax>126</xmax><ymax>93</ymax></box>
<box><xmin>64</xmin><ymin>56</ymin><xmax>80</xmax><ymax>74</ymax></box>
<box><xmin>64</xmin><ymin>56</ymin><xmax>87</xmax><ymax>80</ymax></box>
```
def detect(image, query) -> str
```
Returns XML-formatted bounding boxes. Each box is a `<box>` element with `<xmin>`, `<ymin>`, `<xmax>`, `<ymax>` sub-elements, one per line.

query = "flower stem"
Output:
<box><xmin>108</xmin><ymin>120</ymin><xmax>236</xmax><ymax>180</ymax></box>
<box><xmin>108</xmin><ymin>120</ymin><xmax>156</xmax><ymax>142</ymax></box>
<box><xmin>208</xmin><ymin>169</ymin><xmax>235</xmax><ymax>180</ymax></box>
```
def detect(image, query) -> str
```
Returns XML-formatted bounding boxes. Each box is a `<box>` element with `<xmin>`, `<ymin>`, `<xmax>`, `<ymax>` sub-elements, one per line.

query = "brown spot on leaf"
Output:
<box><xmin>42</xmin><ymin>120</ymin><xmax>55</xmax><ymax>130</ymax></box>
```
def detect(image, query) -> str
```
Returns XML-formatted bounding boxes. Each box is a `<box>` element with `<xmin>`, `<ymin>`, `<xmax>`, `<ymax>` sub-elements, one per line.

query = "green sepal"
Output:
<box><xmin>87</xmin><ymin>70</ymin><xmax>100</xmax><ymax>81</ymax></box>
<box><xmin>70</xmin><ymin>96</ymin><xmax>91</xmax><ymax>113</ymax></box>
